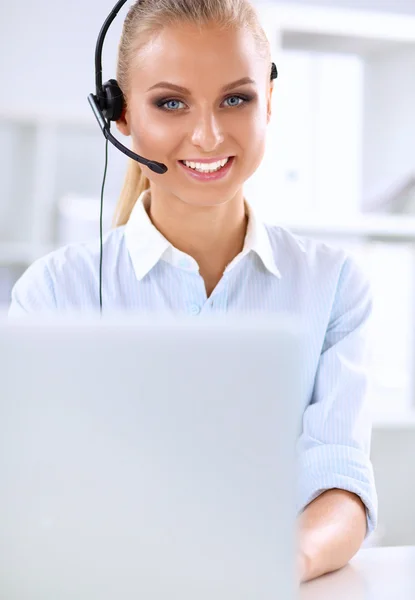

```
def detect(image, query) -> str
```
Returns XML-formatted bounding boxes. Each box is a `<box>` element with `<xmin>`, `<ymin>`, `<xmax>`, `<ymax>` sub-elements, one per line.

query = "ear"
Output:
<box><xmin>267</xmin><ymin>81</ymin><xmax>274</xmax><ymax>124</ymax></box>
<box><xmin>115</xmin><ymin>106</ymin><xmax>131</xmax><ymax>136</ymax></box>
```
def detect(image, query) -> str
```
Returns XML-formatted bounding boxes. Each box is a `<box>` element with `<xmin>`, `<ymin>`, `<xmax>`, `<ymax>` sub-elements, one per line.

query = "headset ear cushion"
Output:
<box><xmin>102</xmin><ymin>79</ymin><xmax>125</xmax><ymax>121</ymax></box>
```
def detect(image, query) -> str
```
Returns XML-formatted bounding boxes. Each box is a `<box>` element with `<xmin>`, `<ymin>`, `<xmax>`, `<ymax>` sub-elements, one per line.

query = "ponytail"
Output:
<box><xmin>112</xmin><ymin>159</ymin><xmax>150</xmax><ymax>227</ymax></box>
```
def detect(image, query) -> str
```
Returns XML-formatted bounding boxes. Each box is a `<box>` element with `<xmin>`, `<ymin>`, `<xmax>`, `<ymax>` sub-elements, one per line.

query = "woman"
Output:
<box><xmin>9</xmin><ymin>0</ymin><xmax>377</xmax><ymax>583</ymax></box>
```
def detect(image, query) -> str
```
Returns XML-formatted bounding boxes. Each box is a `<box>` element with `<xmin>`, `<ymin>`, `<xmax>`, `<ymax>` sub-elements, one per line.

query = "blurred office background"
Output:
<box><xmin>1</xmin><ymin>0</ymin><xmax>415</xmax><ymax>547</ymax></box>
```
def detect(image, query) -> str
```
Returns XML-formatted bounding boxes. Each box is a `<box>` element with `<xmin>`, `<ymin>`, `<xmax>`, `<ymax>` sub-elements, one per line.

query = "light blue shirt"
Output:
<box><xmin>9</xmin><ymin>190</ymin><xmax>378</xmax><ymax>537</ymax></box>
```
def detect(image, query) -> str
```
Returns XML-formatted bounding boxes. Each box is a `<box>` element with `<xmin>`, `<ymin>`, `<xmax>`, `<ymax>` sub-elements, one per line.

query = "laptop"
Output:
<box><xmin>0</xmin><ymin>313</ymin><xmax>305</xmax><ymax>600</ymax></box>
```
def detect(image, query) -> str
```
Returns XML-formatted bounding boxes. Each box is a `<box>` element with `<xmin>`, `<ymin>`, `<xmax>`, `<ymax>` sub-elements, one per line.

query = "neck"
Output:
<box><xmin>145</xmin><ymin>187</ymin><xmax>248</xmax><ymax>276</ymax></box>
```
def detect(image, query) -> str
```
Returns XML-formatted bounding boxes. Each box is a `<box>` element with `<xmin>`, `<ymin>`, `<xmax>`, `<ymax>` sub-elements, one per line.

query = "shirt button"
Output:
<box><xmin>189</xmin><ymin>304</ymin><xmax>200</xmax><ymax>316</ymax></box>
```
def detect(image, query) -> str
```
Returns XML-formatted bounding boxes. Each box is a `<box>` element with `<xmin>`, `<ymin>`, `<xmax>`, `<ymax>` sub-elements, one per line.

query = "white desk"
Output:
<box><xmin>300</xmin><ymin>546</ymin><xmax>415</xmax><ymax>599</ymax></box>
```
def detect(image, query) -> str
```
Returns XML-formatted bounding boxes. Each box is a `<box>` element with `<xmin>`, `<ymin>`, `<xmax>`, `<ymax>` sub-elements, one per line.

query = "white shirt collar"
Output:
<box><xmin>124</xmin><ymin>189</ymin><xmax>281</xmax><ymax>281</ymax></box>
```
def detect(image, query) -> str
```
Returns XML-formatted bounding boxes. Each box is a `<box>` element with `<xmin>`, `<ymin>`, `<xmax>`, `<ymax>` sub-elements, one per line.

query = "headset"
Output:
<box><xmin>88</xmin><ymin>0</ymin><xmax>278</xmax><ymax>312</ymax></box>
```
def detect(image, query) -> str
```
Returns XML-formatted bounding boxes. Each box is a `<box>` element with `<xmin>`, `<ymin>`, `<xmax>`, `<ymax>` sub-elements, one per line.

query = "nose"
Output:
<box><xmin>191</xmin><ymin>110</ymin><xmax>225</xmax><ymax>152</ymax></box>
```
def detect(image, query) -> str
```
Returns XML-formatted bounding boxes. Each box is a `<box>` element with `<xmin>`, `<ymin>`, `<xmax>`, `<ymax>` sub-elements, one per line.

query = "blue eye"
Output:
<box><xmin>162</xmin><ymin>99</ymin><xmax>186</xmax><ymax>111</ymax></box>
<box><xmin>155</xmin><ymin>94</ymin><xmax>252</xmax><ymax>112</ymax></box>
<box><xmin>224</xmin><ymin>95</ymin><xmax>245</xmax><ymax>107</ymax></box>
<box><xmin>156</xmin><ymin>99</ymin><xmax>187</xmax><ymax>112</ymax></box>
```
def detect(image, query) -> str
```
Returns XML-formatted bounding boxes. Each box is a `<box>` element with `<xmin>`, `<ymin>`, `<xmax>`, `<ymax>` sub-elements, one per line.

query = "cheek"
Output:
<box><xmin>245</xmin><ymin>137</ymin><xmax>267</xmax><ymax>179</ymax></box>
<box><xmin>236</xmin><ymin>102</ymin><xmax>268</xmax><ymax>142</ymax></box>
<box><xmin>243</xmin><ymin>114</ymin><xmax>268</xmax><ymax>166</ymax></box>
<box><xmin>130</xmin><ymin>106</ymin><xmax>182</xmax><ymax>151</ymax></box>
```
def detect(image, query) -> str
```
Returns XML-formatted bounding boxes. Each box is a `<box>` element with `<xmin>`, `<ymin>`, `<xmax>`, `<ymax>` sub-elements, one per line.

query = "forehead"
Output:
<box><xmin>132</xmin><ymin>23</ymin><xmax>264</xmax><ymax>89</ymax></box>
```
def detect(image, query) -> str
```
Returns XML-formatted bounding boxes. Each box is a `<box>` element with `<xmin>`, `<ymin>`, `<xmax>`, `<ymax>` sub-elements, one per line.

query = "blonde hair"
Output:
<box><xmin>113</xmin><ymin>0</ymin><xmax>271</xmax><ymax>227</ymax></box>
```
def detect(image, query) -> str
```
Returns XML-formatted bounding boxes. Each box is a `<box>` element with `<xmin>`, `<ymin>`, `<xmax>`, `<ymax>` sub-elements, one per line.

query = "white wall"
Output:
<box><xmin>0</xmin><ymin>0</ymin><xmax>124</xmax><ymax>119</ymax></box>
<box><xmin>363</xmin><ymin>48</ymin><xmax>415</xmax><ymax>204</ymax></box>
<box><xmin>280</xmin><ymin>0</ymin><xmax>415</xmax><ymax>14</ymax></box>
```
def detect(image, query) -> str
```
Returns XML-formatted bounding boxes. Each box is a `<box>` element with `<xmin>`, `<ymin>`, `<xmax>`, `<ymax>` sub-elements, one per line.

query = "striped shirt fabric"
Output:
<box><xmin>9</xmin><ymin>189</ymin><xmax>378</xmax><ymax>537</ymax></box>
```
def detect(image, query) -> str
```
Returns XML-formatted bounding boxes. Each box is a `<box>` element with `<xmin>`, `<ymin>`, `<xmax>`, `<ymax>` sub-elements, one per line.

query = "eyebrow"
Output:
<box><xmin>147</xmin><ymin>77</ymin><xmax>256</xmax><ymax>94</ymax></box>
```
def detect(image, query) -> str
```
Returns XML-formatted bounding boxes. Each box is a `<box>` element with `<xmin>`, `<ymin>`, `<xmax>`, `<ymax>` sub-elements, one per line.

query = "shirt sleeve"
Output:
<box><xmin>296</xmin><ymin>254</ymin><xmax>378</xmax><ymax>539</ymax></box>
<box><xmin>8</xmin><ymin>259</ymin><xmax>57</xmax><ymax>317</ymax></box>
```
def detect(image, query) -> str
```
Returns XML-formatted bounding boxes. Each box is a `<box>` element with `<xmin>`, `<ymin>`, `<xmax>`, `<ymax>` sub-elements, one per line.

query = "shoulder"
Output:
<box><xmin>9</xmin><ymin>227</ymin><xmax>127</xmax><ymax>315</ymax></box>
<box><xmin>264</xmin><ymin>223</ymin><xmax>371</xmax><ymax>306</ymax></box>
<box><xmin>40</xmin><ymin>226</ymin><xmax>127</xmax><ymax>281</ymax></box>
<box><xmin>265</xmin><ymin>222</ymin><xmax>342</xmax><ymax>267</ymax></box>
<box><xmin>265</xmin><ymin>222</ymin><xmax>367</xmax><ymax>278</ymax></box>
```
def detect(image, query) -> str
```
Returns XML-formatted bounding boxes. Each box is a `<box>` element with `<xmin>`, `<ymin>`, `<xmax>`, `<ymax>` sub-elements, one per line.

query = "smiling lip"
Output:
<box><xmin>178</xmin><ymin>156</ymin><xmax>235</xmax><ymax>181</ymax></box>
<box><xmin>180</xmin><ymin>156</ymin><xmax>233</xmax><ymax>163</ymax></box>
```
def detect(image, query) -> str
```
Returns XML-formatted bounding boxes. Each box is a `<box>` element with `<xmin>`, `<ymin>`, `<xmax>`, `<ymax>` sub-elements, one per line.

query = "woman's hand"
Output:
<box><xmin>296</xmin><ymin>489</ymin><xmax>367</xmax><ymax>582</ymax></box>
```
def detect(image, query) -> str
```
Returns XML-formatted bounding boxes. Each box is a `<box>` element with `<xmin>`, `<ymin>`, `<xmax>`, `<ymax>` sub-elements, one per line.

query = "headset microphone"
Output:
<box><xmin>88</xmin><ymin>0</ymin><xmax>168</xmax><ymax>174</ymax></box>
<box><xmin>89</xmin><ymin>0</ymin><xmax>278</xmax><ymax>313</ymax></box>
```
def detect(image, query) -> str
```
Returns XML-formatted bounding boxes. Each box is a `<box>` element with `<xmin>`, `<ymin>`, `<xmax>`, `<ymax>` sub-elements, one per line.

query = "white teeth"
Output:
<box><xmin>183</xmin><ymin>158</ymin><xmax>229</xmax><ymax>172</ymax></box>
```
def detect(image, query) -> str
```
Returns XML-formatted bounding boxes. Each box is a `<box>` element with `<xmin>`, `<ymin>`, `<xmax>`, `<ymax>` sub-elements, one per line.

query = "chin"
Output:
<box><xmin>176</xmin><ymin>187</ymin><xmax>243</xmax><ymax>208</ymax></box>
